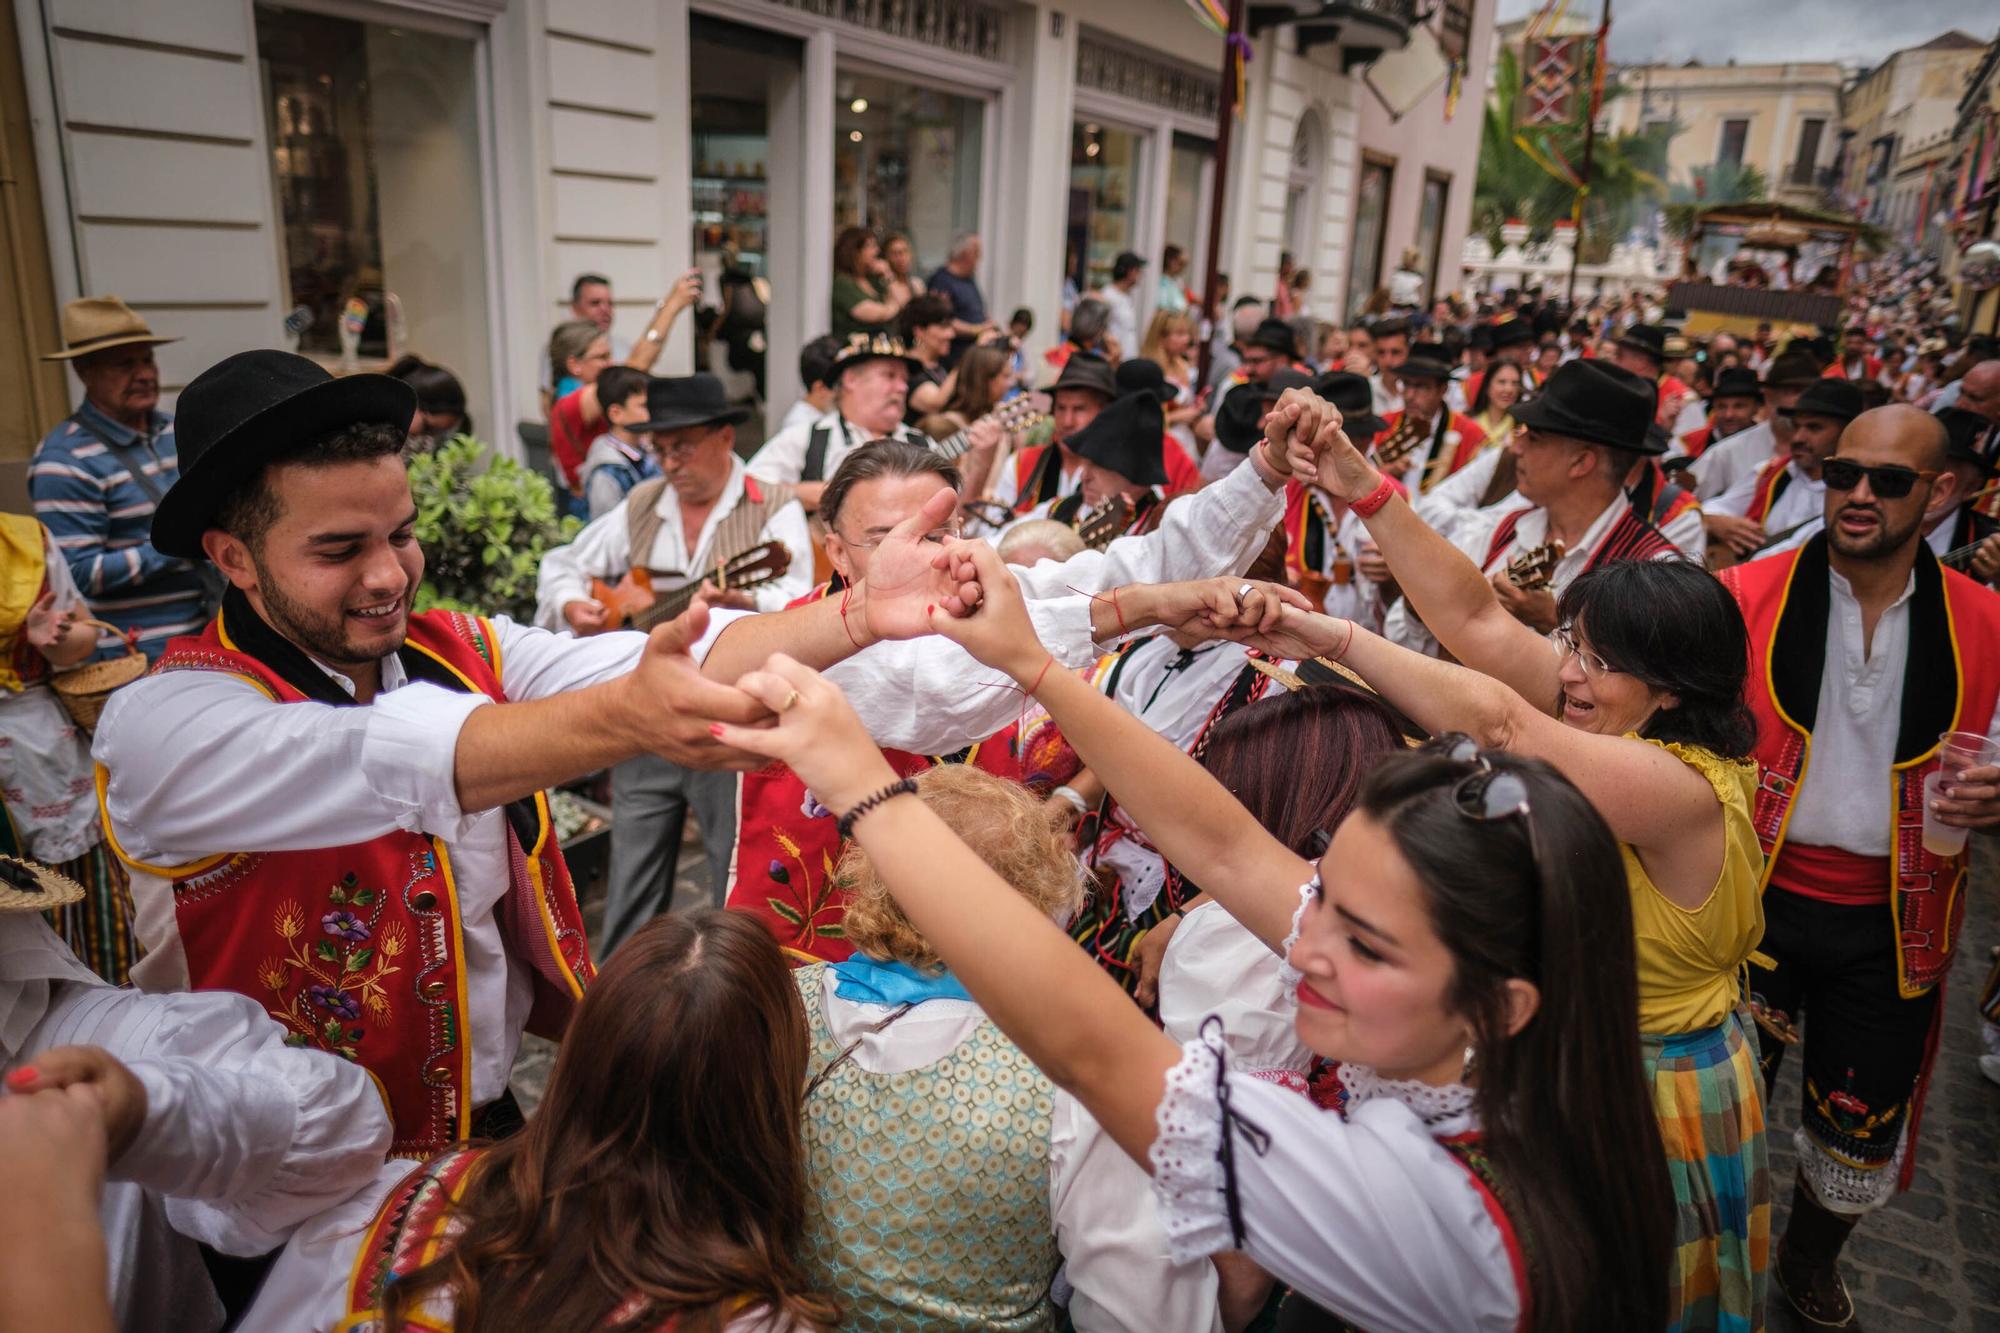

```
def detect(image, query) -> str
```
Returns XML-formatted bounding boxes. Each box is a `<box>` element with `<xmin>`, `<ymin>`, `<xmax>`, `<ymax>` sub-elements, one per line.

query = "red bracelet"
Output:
<box><xmin>838</xmin><ymin>584</ymin><xmax>865</xmax><ymax>649</ymax></box>
<box><xmin>1350</xmin><ymin>476</ymin><xmax>1399</xmax><ymax>519</ymax></box>
<box><xmin>1025</xmin><ymin>655</ymin><xmax>1055</xmax><ymax>694</ymax></box>
<box><xmin>1331</xmin><ymin>618</ymin><xmax>1357</xmax><ymax>662</ymax></box>
<box><xmin>1109</xmin><ymin>586</ymin><xmax>1129</xmax><ymax>635</ymax></box>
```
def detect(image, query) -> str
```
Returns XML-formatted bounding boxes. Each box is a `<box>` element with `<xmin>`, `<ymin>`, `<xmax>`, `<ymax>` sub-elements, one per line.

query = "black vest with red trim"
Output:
<box><xmin>1719</xmin><ymin>536</ymin><xmax>2000</xmax><ymax>998</ymax></box>
<box><xmin>110</xmin><ymin>598</ymin><xmax>592</xmax><ymax>1156</ymax></box>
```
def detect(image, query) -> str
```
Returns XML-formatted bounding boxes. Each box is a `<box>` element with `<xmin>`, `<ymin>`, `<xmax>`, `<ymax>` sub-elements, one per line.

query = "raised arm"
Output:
<box><xmin>929</xmin><ymin>543</ymin><xmax>1315</xmax><ymax>949</ymax></box>
<box><xmin>714</xmin><ymin>654</ymin><xmax>1186</xmax><ymax>1171</ymax></box>
<box><xmin>619</xmin><ymin>270</ymin><xmax>703</xmax><ymax>374</ymax></box>
<box><xmin>1214</xmin><ymin>604</ymin><xmax>1725</xmax><ymax>902</ymax></box>
<box><xmin>1288</xmin><ymin>397</ymin><xmax>1563</xmax><ymax>706</ymax></box>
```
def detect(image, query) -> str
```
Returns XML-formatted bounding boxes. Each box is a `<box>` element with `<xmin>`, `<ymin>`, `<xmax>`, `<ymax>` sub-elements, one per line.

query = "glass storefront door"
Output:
<box><xmin>1068</xmin><ymin>121</ymin><xmax>1142</xmax><ymax>297</ymax></box>
<box><xmin>832</xmin><ymin>73</ymin><xmax>984</xmax><ymax>277</ymax></box>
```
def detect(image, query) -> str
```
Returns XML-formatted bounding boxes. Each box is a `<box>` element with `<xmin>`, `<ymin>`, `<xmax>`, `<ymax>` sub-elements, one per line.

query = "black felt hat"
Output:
<box><xmin>1762</xmin><ymin>350</ymin><xmax>1825</xmax><ymax>389</ymax></box>
<box><xmin>1212</xmin><ymin>370</ymin><xmax>1316</xmax><ymax>454</ymax></box>
<box><xmin>1510</xmin><ymin>358</ymin><xmax>1661</xmax><ymax>454</ymax></box>
<box><xmin>1397</xmin><ymin>342</ymin><xmax>1453</xmax><ymax>382</ymax></box>
<box><xmin>1309</xmin><ymin>371</ymin><xmax>1389</xmax><ymax>442</ymax></box>
<box><xmin>1709</xmin><ymin>367</ymin><xmax>1762</xmax><ymax>401</ymax></box>
<box><xmin>1115</xmin><ymin>357</ymin><xmax>1170</xmax><ymax>399</ymax></box>
<box><xmin>1468</xmin><ymin>324</ymin><xmax>1496</xmax><ymax>352</ymax></box>
<box><xmin>1066</xmin><ymin>390</ymin><xmax>1167</xmax><ymax>486</ymax></box>
<box><xmin>1782</xmin><ymin>378</ymin><xmax>1865</xmax><ymax>424</ymax></box>
<box><xmin>152</xmin><ymin>350</ymin><xmax>415</xmax><ymax>559</ymax></box>
<box><xmin>1939</xmin><ymin>408</ymin><xmax>1999</xmax><ymax>477</ymax></box>
<box><xmin>1614</xmin><ymin>323</ymin><xmax>1668</xmax><ymax>363</ymax></box>
<box><xmin>638</xmin><ymin>373</ymin><xmax>752</xmax><ymax>432</ymax></box>
<box><xmin>1246</xmin><ymin>317</ymin><xmax>1299</xmax><ymax>358</ymax></box>
<box><xmin>1491</xmin><ymin>319</ymin><xmax>1536</xmax><ymax>350</ymax></box>
<box><xmin>1050</xmin><ymin>351</ymin><xmax>1118</xmax><ymax>401</ymax></box>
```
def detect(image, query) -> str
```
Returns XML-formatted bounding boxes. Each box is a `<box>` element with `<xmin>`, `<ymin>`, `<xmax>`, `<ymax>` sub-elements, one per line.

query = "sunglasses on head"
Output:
<box><xmin>1436</xmin><ymin>734</ymin><xmax>1538</xmax><ymax>853</ymax></box>
<box><xmin>1820</xmin><ymin>458</ymin><xmax>1936</xmax><ymax>499</ymax></box>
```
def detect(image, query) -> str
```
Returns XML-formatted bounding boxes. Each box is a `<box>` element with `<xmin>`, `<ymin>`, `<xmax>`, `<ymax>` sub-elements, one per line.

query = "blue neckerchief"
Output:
<box><xmin>827</xmin><ymin>955</ymin><xmax>972</xmax><ymax>1006</ymax></box>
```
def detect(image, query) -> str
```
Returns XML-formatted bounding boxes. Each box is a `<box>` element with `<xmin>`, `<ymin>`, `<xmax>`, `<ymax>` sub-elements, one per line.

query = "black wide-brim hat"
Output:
<box><xmin>1615</xmin><ymin>323</ymin><xmax>1667</xmax><ymax>362</ymax></box>
<box><xmin>1491</xmin><ymin>319</ymin><xmax>1536</xmax><ymax>350</ymax></box>
<box><xmin>1782</xmin><ymin>378</ymin><xmax>1864</xmax><ymax>424</ymax></box>
<box><xmin>1709</xmin><ymin>367</ymin><xmax>1762</xmax><ymax>401</ymax></box>
<box><xmin>1066</xmin><ymin>390</ymin><xmax>1167</xmax><ymax>487</ymax></box>
<box><xmin>1510</xmin><ymin>358</ymin><xmax>1662</xmax><ymax>454</ymax></box>
<box><xmin>1246</xmin><ymin>317</ymin><xmax>1299</xmax><ymax>358</ymax></box>
<box><xmin>640</xmin><ymin>373</ymin><xmax>752</xmax><ymax>432</ymax></box>
<box><xmin>1308</xmin><ymin>371</ymin><xmax>1389</xmax><ymax>441</ymax></box>
<box><xmin>1050</xmin><ymin>351</ymin><xmax>1118</xmax><ymax>401</ymax></box>
<box><xmin>153</xmin><ymin>350</ymin><xmax>415</xmax><ymax>559</ymax></box>
<box><xmin>1396</xmin><ymin>342</ymin><xmax>1453</xmax><ymax>382</ymax></box>
<box><xmin>1939</xmin><ymin>408</ymin><xmax>1999</xmax><ymax>477</ymax></box>
<box><xmin>1212</xmin><ymin>371</ymin><xmax>1318</xmax><ymax>454</ymax></box>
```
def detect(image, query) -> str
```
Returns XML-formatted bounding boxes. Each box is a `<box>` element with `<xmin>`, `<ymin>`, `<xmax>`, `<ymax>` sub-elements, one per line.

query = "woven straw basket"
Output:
<box><xmin>50</xmin><ymin>619</ymin><xmax>147</xmax><ymax>733</ymax></box>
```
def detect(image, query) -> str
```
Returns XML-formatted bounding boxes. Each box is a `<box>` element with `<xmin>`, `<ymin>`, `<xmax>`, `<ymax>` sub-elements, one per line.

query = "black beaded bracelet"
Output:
<box><xmin>836</xmin><ymin>777</ymin><xmax>919</xmax><ymax>840</ymax></box>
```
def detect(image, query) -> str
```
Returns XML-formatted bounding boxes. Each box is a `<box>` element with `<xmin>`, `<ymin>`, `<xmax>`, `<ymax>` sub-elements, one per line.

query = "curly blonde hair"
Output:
<box><xmin>837</xmin><ymin>764</ymin><xmax>1084</xmax><ymax>972</ymax></box>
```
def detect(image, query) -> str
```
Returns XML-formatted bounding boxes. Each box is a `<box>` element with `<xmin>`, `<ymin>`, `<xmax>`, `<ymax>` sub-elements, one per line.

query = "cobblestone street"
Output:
<box><xmin>515</xmin><ymin>829</ymin><xmax>2000</xmax><ymax>1329</ymax></box>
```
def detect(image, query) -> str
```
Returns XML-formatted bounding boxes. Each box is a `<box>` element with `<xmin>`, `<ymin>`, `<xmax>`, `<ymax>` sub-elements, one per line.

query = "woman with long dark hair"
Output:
<box><xmin>714</xmin><ymin>554</ymin><xmax>1676</xmax><ymax>1331</ymax></box>
<box><xmin>1262</xmin><ymin>388</ymin><xmax>1770</xmax><ymax>1330</ymax></box>
<box><xmin>243</xmin><ymin>912</ymin><xmax>837</xmax><ymax>1332</ymax></box>
<box><xmin>1467</xmin><ymin>358</ymin><xmax>1522</xmax><ymax>443</ymax></box>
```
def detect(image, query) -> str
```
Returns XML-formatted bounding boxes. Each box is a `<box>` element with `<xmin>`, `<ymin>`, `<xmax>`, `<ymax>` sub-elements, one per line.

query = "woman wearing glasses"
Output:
<box><xmin>1270</xmin><ymin>389</ymin><xmax>1769</xmax><ymax>1331</ymax></box>
<box><xmin>710</xmin><ymin>549</ymin><xmax>1673</xmax><ymax>1331</ymax></box>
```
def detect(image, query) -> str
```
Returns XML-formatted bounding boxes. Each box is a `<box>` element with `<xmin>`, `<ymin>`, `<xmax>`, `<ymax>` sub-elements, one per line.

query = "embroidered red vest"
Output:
<box><xmin>1678</xmin><ymin>424</ymin><xmax>1714</xmax><ymax>459</ymax></box>
<box><xmin>1743</xmin><ymin>459</ymin><xmax>1791</xmax><ymax>526</ymax></box>
<box><xmin>1720</xmin><ymin>540</ymin><xmax>2000</xmax><ymax>998</ymax></box>
<box><xmin>114</xmin><ymin>610</ymin><xmax>592</xmax><ymax>1156</ymax></box>
<box><xmin>726</xmin><ymin>585</ymin><xmax>1023</xmax><ymax>963</ymax></box>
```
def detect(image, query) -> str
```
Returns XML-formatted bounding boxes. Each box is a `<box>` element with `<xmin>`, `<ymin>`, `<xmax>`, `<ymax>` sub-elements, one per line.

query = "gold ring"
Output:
<box><xmin>779</xmin><ymin>689</ymin><xmax>801</xmax><ymax>712</ymax></box>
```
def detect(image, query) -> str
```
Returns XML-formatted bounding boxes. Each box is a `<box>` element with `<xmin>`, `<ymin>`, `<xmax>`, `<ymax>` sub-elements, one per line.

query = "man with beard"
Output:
<box><xmin>1719</xmin><ymin>405</ymin><xmax>2000</xmax><ymax>1328</ymax></box>
<box><xmin>535</xmin><ymin>373</ymin><xmax>815</xmax><ymax>953</ymax></box>
<box><xmin>89</xmin><ymin>351</ymin><xmax>956</xmax><ymax>1157</ymax></box>
<box><xmin>991</xmin><ymin>352</ymin><xmax>1116</xmax><ymax>514</ymax></box>
<box><xmin>1690</xmin><ymin>350</ymin><xmax>1823</xmax><ymax>505</ymax></box>
<box><xmin>1704</xmin><ymin>380</ymin><xmax>1863</xmax><ymax>566</ymax></box>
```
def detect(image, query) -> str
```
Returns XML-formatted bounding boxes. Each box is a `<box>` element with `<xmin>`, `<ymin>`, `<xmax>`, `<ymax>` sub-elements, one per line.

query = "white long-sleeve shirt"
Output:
<box><xmin>1708</xmin><ymin>457</ymin><xmax>1824</xmax><ymax>539</ymax></box>
<box><xmin>535</xmin><ymin>459</ymin><xmax>814</xmax><ymax>627</ymax></box>
<box><xmin>2</xmin><ymin>914</ymin><xmax>391</xmax><ymax>1332</ymax></box>
<box><xmin>692</xmin><ymin>456</ymin><xmax>1289</xmax><ymax>753</ymax></box>
<box><xmin>94</xmin><ymin>617</ymin><xmax>646</xmax><ymax>1107</ymax></box>
<box><xmin>1689</xmin><ymin>420</ymin><xmax>1779</xmax><ymax>501</ymax></box>
<box><xmin>745</xmin><ymin>409</ymin><xmax>920</xmax><ymax>486</ymax></box>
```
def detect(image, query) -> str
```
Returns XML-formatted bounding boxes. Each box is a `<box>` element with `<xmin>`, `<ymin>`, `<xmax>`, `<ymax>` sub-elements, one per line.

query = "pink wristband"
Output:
<box><xmin>1350</xmin><ymin>475</ymin><xmax>1399</xmax><ymax>519</ymax></box>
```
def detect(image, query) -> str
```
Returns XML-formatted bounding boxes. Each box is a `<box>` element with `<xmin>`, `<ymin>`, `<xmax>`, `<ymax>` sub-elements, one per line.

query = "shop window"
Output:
<box><xmin>1344</xmin><ymin>158</ymin><xmax>1393</xmax><ymax>321</ymax></box>
<box><xmin>1163</xmin><ymin>133</ymin><xmax>1213</xmax><ymax>275</ymax></box>
<box><xmin>256</xmin><ymin>6</ymin><xmax>493</xmax><ymax>412</ymax></box>
<box><xmin>833</xmin><ymin>74</ymin><xmax>984</xmax><ymax>276</ymax></box>
<box><xmin>1717</xmin><ymin>118</ymin><xmax>1749</xmax><ymax>168</ymax></box>
<box><xmin>1283</xmin><ymin>112</ymin><xmax>1325</xmax><ymax>271</ymax></box>
<box><xmin>1414</xmin><ymin>173</ymin><xmax>1450</xmax><ymax>304</ymax></box>
<box><xmin>1068</xmin><ymin>121</ymin><xmax>1140</xmax><ymax>295</ymax></box>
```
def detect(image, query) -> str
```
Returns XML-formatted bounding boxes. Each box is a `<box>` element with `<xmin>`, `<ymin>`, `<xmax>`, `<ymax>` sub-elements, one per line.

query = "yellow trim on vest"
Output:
<box><xmin>1887</xmin><ymin>580</ymin><xmax>1971</xmax><ymax>1000</ymax></box>
<box><xmin>404</xmin><ymin>637</ymin><xmax>483</xmax><ymax>696</ymax></box>
<box><xmin>416</xmin><ymin>1153</ymin><xmax>482</xmax><ymax>1269</ymax></box>
<box><xmin>1754</xmin><ymin>551</ymin><xmax>1814</xmax><ymax>894</ymax></box>
<box><xmin>477</xmin><ymin>614</ymin><xmax>502</xmax><ymax>681</ymax></box>
<box><xmin>93</xmin><ymin>763</ymin><xmax>233</xmax><ymax>879</ymax></box>
<box><xmin>429</xmin><ymin>837</ymin><xmax>476</xmax><ymax>1144</ymax></box>
<box><xmin>520</xmin><ymin>789</ymin><xmax>585</xmax><ymax>1000</ymax></box>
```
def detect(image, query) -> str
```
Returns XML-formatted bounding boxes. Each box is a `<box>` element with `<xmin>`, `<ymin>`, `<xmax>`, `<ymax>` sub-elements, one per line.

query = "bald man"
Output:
<box><xmin>1718</xmin><ymin>405</ymin><xmax>2000</xmax><ymax>1326</ymax></box>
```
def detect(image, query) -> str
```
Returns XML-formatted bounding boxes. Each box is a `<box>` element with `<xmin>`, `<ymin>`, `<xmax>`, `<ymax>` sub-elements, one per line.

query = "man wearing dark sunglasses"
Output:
<box><xmin>1717</xmin><ymin>404</ymin><xmax>2000</xmax><ymax>1326</ymax></box>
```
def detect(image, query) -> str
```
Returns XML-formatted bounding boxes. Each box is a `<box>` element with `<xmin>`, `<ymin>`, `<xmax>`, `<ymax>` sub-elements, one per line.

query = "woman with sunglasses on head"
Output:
<box><xmin>712</xmin><ymin>551</ymin><xmax>1674</xmax><ymax>1333</ymax></box>
<box><xmin>1257</xmin><ymin>387</ymin><xmax>1768</xmax><ymax>1331</ymax></box>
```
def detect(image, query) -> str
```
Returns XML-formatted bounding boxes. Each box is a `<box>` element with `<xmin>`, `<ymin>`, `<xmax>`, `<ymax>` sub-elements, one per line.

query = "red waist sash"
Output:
<box><xmin>1769</xmin><ymin>842</ymin><xmax>1892</xmax><ymax>906</ymax></box>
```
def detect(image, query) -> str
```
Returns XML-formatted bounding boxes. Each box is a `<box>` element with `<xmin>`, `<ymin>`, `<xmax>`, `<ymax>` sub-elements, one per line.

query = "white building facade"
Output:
<box><xmin>7</xmin><ymin>0</ymin><xmax>1488</xmax><ymax>453</ymax></box>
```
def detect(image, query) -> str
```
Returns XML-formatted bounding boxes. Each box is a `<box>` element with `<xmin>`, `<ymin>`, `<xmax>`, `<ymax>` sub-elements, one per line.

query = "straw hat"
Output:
<box><xmin>0</xmin><ymin>856</ymin><xmax>86</xmax><ymax>914</ymax></box>
<box><xmin>42</xmin><ymin>296</ymin><xmax>179</xmax><ymax>361</ymax></box>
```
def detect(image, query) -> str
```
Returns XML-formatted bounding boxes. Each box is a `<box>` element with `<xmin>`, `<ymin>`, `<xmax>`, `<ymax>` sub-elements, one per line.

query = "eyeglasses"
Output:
<box><xmin>1820</xmin><ymin>458</ymin><xmax>1937</xmax><ymax>500</ymax></box>
<box><xmin>1550</xmin><ymin>625</ymin><xmax>1617</xmax><ymax>679</ymax></box>
<box><xmin>834</xmin><ymin>519</ymin><xmax>963</xmax><ymax>551</ymax></box>
<box><xmin>653</xmin><ymin>432</ymin><xmax>718</xmax><ymax>460</ymax></box>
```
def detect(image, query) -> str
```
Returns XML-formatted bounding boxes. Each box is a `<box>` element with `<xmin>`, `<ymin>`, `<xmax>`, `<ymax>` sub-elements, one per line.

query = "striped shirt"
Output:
<box><xmin>30</xmin><ymin>400</ymin><xmax>207</xmax><ymax>661</ymax></box>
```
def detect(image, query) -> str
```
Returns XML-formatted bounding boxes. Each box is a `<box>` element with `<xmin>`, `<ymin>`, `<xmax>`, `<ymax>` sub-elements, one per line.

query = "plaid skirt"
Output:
<box><xmin>1641</xmin><ymin>1008</ymin><xmax>1770</xmax><ymax>1333</ymax></box>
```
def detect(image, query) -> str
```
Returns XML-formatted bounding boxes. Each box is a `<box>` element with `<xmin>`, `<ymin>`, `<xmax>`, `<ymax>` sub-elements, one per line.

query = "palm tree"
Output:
<box><xmin>1474</xmin><ymin>45</ymin><xmax>1674</xmax><ymax>263</ymax></box>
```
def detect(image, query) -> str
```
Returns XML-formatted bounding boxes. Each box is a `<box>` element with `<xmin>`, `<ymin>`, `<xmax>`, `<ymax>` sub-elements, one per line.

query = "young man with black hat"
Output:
<box><xmin>89</xmin><ymin>349</ymin><xmax>824</xmax><ymax>1157</ymax></box>
<box><xmin>1690</xmin><ymin>350</ymin><xmax>1824</xmax><ymax>503</ymax></box>
<box><xmin>1610</xmin><ymin>323</ymin><xmax>1694</xmax><ymax>428</ymax></box>
<box><xmin>1928</xmin><ymin>408</ymin><xmax>2000</xmax><ymax>584</ymax></box>
<box><xmin>1673</xmin><ymin>365</ymin><xmax>1763</xmax><ymax>461</ymax></box>
<box><xmin>1382</xmin><ymin>359</ymin><xmax>1683</xmax><ymax>649</ymax></box>
<box><xmin>536</xmin><ymin>372</ymin><xmax>817</xmax><ymax>954</ymax></box>
<box><xmin>748</xmin><ymin>333</ymin><xmax>1000</xmax><ymax>512</ymax></box>
<box><xmin>1716</xmin><ymin>405</ymin><xmax>2000</xmax><ymax>1328</ymax></box>
<box><xmin>1193</xmin><ymin>316</ymin><xmax>1305</xmax><ymax>453</ymax></box>
<box><xmin>1371</xmin><ymin>342</ymin><xmax>1489</xmax><ymax>495</ymax></box>
<box><xmin>994</xmin><ymin>351</ymin><xmax>1117</xmax><ymax>514</ymax></box>
<box><xmin>1706</xmin><ymin>379</ymin><xmax>1864</xmax><ymax>563</ymax></box>
<box><xmin>1038</xmin><ymin>392</ymin><xmax>1171</xmax><ymax>538</ymax></box>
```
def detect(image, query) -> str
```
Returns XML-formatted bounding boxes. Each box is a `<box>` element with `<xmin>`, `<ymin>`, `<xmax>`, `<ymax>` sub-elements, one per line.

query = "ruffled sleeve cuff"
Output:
<box><xmin>1275</xmin><ymin>876</ymin><xmax>1317</xmax><ymax>991</ymax></box>
<box><xmin>1147</xmin><ymin>1038</ymin><xmax>1236</xmax><ymax>1264</ymax></box>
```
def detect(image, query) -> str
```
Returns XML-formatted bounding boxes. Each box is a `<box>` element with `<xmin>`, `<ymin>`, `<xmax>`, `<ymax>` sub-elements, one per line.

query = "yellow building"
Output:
<box><xmin>1602</xmin><ymin>59</ymin><xmax>1846</xmax><ymax>210</ymax></box>
<box><xmin>1839</xmin><ymin>31</ymin><xmax>1989</xmax><ymax>243</ymax></box>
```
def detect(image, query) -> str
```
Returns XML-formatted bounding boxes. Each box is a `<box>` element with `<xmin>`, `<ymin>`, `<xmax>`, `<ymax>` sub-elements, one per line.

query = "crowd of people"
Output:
<box><xmin>5</xmin><ymin>230</ymin><xmax>2000</xmax><ymax>1333</ymax></box>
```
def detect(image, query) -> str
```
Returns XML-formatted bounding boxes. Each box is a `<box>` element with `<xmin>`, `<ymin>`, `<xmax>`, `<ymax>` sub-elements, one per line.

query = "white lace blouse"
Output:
<box><xmin>1145</xmin><ymin>882</ymin><xmax>1523</xmax><ymax>1333</ymax></box>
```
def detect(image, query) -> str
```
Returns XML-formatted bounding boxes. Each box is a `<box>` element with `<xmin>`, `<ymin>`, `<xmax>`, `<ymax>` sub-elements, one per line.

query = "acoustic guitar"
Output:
<box><xmin>928</xmin><ymin>394</ymin><xmax>1049</xmax><ymax>464</ymax></box>
<box><xmin>1075</xmin><ymin>496</ymin><xmax>1134</xmax><ymax>550</ymax></box>
<box><xmin>589</xmin><ymin>541</ymin><xmax>792</xmax><ymax>633</ymax></box>
<box><xmin>1372</xmin><ymin>413</ymin><xmax>1435</xmax><ymax>475</ymax></box>
<box><xmin>1503</xmin><ymin>541</ymin><xmax>1564</xmax><ymax>593</ymax></box>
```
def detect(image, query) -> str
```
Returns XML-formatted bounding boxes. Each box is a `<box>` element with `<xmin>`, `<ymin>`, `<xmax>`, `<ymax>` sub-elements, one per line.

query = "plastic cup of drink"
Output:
<box><xmin>1923</xmin><ymin>731</ymin><xmax>2000</xmax><ymax>857</ymax></box>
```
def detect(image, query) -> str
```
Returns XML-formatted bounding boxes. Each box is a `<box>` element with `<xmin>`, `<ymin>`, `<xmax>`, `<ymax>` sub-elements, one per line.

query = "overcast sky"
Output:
<box><xmin>1494</xmin><ymin>0</ymin><xmax>1997</xmax><ymax>67</ymax></box>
